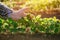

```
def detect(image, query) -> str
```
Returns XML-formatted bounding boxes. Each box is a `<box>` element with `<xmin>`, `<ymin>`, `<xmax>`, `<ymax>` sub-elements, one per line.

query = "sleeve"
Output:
<box><xmin>0</xmin><ymin>2</ymin><xmax>13</xmax><ymax>19</ymax></box>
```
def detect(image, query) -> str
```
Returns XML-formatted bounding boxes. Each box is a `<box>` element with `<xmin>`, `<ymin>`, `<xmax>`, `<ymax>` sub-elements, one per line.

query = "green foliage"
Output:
<box><xmin>0</xmin><ymin>15</ymin><xmax>60</xmax><ymax>34</ymax></box>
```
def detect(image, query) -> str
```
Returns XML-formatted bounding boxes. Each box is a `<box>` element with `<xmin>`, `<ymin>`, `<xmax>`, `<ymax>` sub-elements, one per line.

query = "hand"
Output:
<box><xmin>10</xmin><ymin>7</ymin><xmax>29</xmax><ymax>20</ymax></box>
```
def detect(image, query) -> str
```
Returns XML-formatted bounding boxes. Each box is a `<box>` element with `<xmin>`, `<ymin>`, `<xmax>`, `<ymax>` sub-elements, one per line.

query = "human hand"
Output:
<box><xmin>10</xmin><ymin>7</ymin><xmax>30</xmax><ymax>20</ymax></box>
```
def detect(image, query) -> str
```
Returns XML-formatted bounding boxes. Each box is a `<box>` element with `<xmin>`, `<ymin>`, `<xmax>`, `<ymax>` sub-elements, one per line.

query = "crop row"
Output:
<box><xmin>0</xmin><ymin>14</ymin><xmax>60</xmax><ymax>34</ymax></box>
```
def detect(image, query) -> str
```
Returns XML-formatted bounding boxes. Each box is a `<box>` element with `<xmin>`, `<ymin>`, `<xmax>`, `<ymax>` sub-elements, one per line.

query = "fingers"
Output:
<box><xmin>17</xmin><ymin>7</ymin><xmax>29</xmax><ymax>17</ymax></box>
<box><xmin>18</xmin><ymin>7</ymin><xmax>30</xmax><ymax>13</ymax></box>
<box><xmin>11</xmin><ymin>7</ymin><xmax>30</xmax><ymax>20</ymax></box>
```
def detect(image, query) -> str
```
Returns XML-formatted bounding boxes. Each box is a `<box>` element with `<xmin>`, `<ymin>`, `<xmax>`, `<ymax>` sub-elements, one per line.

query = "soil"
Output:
<box><xmin>0</xmin><ymin>33</ymin><xmax>60</xmax><ymax>40</ymax></box>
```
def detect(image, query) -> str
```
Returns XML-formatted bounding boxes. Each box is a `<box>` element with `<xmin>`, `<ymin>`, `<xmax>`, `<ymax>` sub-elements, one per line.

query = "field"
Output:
<box><xmin>0</xmin><ymin>0</ymin><xmax>60</xmax><ymax>34</ymax></box>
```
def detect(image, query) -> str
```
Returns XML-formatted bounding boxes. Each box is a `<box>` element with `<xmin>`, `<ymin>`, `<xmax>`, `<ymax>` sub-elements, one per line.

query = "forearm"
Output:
<box><xmin>0</xmin><ymin>2</ymin><xmax>13</xmax><ymax>19</ymax></box>
<box><xmin>0</xmin><ymin>9</ymin><xmax>13</xmax><ymax>19</ymax></box>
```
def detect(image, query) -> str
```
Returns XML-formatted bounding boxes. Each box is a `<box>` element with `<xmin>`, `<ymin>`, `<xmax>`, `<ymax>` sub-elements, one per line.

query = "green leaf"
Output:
<box><xmin>0</xmin><ymin>23</ymin><xmax>2</xmax><ymax>26</ymax></box>
<box><xmin>38</xmin><ymin>26</ymin><xmax>45</xmax><ymax>32</ymax></box>
<box><xmin>31</xmin><ymin>27</ymin><xmax>36</xmax><ymax>32</ymax></box>
<box><xmin>0</xmin><ymin>27</ymin><xmax>2</xmax><ymax>32</ymax></box>
<box><xmin>0</xmin><ymin>19</ymin><xmax>3</xmax><ymax>26</ymax></box>
<box><xmin>12</xmin><ymin>22</ymin><xmax>18</xmax><ymax>28</ymax></box>
<box><xmin>50</xmin><ymin>24</ymin><xmax>55</xmax><ymax>30</ymax></box>
<box><xmin>9</xmin><ymin>28</ymin><xmax>17</xmax><ymax>32</ymax></box>
<box><xmin>17</xmin><ymin>28</ymin><xmax>25</xmax><ymax>32</ymax></box>
<box><xmin>5</xmin><ymin>25</ymin><xmax>9</xmax><ymax>29</ymax></box>
<box><xmin>54</xmin><ymin>28</ymin><xmax>59</xmax><ymax>33</ymax></box>
<box><xmin>45</xmin><ymin>27</ymin><xmax>50</xmax><ymax>33</ymax></box>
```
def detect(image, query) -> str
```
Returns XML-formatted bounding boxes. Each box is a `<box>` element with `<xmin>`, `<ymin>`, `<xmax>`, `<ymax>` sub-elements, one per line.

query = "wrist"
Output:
<box><xmin>8</xmin><ymin>10</ymin><xmax>13</xmax><ymax>18</ymax></box>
